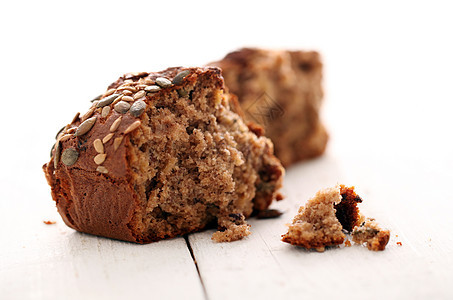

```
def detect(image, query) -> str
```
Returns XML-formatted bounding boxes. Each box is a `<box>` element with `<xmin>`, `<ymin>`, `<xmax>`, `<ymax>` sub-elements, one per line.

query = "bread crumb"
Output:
<box><xmin>43</xmin><ymin>220</ymin><xmax>56</xmax><ymax>225</ymax></box>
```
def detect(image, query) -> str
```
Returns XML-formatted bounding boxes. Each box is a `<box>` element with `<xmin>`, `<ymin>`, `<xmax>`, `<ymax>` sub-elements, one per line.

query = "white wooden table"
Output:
<box><xmin>1</xmin><ymin>1</ymin><xmax>453</xmax><ymax>299</ymax></box>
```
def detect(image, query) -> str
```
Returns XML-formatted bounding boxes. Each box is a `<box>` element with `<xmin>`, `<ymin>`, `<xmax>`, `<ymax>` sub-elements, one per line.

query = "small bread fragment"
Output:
<box><xmin>281</xmin><ymin>187</ymin><xmax>346</xmax><ymax>252</ymax></box>
<box><xmin>282</xmin><ymin>185</ymin><xmax>389</xmax><ymax>251</ymax></box>
<box><xmin>352</xmin><ymin>219</ymin><xmax>390</xmax><ymax>251</ymax></box>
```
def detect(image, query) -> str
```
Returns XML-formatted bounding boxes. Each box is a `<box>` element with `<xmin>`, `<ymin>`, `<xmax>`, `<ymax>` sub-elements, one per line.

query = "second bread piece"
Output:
<box><xmin>210</xmin><ymin>48</ymin><xmax>328</xmax><ymax>167</ymax></box>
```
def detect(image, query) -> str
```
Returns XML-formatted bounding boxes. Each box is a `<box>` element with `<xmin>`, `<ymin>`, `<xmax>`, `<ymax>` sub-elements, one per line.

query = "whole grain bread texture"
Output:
<box><xmin>210</xmin><ymin>48</ymin><xmax>328</xmax><ymax>167</ymax></box>
<box><xmin>43</xmin><ymin>67</ymin><xmax>284</xmax><ymax>243</ymax></box>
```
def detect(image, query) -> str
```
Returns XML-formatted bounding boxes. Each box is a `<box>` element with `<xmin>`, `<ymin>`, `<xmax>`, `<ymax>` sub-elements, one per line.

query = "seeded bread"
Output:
<box><xmin>210</xmin><ymin>48</ymin><xmax>328</xmax><ymax>167</ymax></box>
<box><xmin>43</xmin><ymin>67</ymin><xmax>284</xmax><ymax>243</ymax></box>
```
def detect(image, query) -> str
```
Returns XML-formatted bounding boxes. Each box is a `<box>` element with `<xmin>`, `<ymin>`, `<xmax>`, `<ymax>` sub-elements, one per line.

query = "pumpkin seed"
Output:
<box><xmin>61</xmin><ymin>148</ymin><xmax>79</xmax><ymax>166</ymax></box>
<box><xmin>74</xmin><ymin>116</ymin><xmax>97</xmax><ymax>136</ymax></box>
<box><xmin>97</xmin><ymin>94</ymin><xmax>120</xmax><ymax>108</ymax></box>
<box><xmin>90</xmin><ymin>94</ymin><xmax>102</xmax><ymax>102</ymax></box>
<box><xmin>114</xmin><ymin>101</ymin><xmax>131</xmax><ymax>114</ymax></box>
<box><xmin>172</xmin><ymin>70</ymin><xmax>190</xmax><ymax>85</ymax></box>
<box><xmin>129</xmin><ymin>100</ymin><xmax>146</xmax><ymax>117</ymax></box>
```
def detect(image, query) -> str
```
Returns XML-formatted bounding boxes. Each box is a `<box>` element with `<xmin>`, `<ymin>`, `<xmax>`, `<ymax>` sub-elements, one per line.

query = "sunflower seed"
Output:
<box><xmin>61</xmin><ymin>148</ymin><xmax>79</xmax><ymax>166</ymax></box>
<box><xmin>156</xmin><ymin>77</ymin><xmax>172</xmax><ymax>88</ymax></box>
<box><xmin>75</xmin><ymin>116</ymin><xmax>97</xmax><ymax>136</ymax></box>
<box><xmin>96</xmin><ymin>166</ymin><xmax>108</xmax><ymax>174</ymax></box>
<box><xmin>97</xmin><ymin>93</ymin><xmax>120</xmax><ymax>108</ymax></box>
<box><xmin>110</xmin><ymin>116</ymin><xmax>122</xmax><ymax>132</ymax></box>
<box><xmin>94</xmin><ymin>153</ymin><xmax>107</xmax><ymax>165</ymax></box>
<box><xmin>172</xmin><ymin>70</ymin><xmax>190</xmax><ymax>85</ymax></box>
<box><xmin>93</xmin><ymin>139</ymin><xmax>104</xmax><ymax>153</ymax></box>
<box><xmin>59</xmin><ymin>134</ymin><xmax>72</xmax><ymax>142</ymax></box>
<box><xmin>136</xmin><ymin>84</ymin><xmax>148</xmax><ymax>89</ymax></box>
<box><xmin>53</xmin><ymin>142</ymin><xmax>61</xmax><ymax>167</ymax></box>
<box><xmin>133</xmin><ymin>90</ymin><xmax>146</xmax><ymax>100</ymax></box>
<box><xmin>117</xmin><ymin>85</ymin><xmax>136</xmax><ymax>92</ymax></box>
<box><xmin>113</xmin><ymin>136</ymin><xmax>123</xmax><ymax>151</ymax></box>
<box><xmin>145</xmin><ymin>85</ymin><xmax>161</xmax><ymax>93</ymax></box>
<box><xmin>114</xmin><ymin>101</ymin><xmax>131</xmax><ymax>114</ymax></box>
<box><xmin>101</xmin><ymin>106</ymin><xmax>111</xmax><ymax>118</ymax></box>
<box><xmin>91</xmin><ymin>94</ymin><xmax>102</xmax><ymax>102</ymax></box>
<box><xmin>71</xmin><ymin>112</ymin><xmax>80</xmax><ymax>124</ymax></box>
<box><xmin>124</xmin><ymin>120</ymin><xmax>141</xmax><ymax>134</ymax></box>
<box><xmin>102</xmin><ymin>133</ymin><xmax>114</xmax><ymax>143</ymax></box>
<box><xmin>121</xmin><ymin>96</ymin><xmax>134</xmax><ymax>102</ymax></box>
<box><xmin>81</xmin><ymin>106</ymin><xmax>96</xmax><ymax>122</ymax></box>
<box><xmin>129</xmin><ymin>100</ymin><xmax>146</xmax><ymax>117</ymax></box>
<box><xmin>144</xmin><ymin>78</ymin><xmax>154</xmax><ymax>85</ymax></box>
<box><xmin>66</xmin><ymin>127</ymin><xmax>76</xmax><ymax>134</ymax></box>
<box><xmin>112</xmin><ymin>94</ymin><xmax>124</xmax><ymax>105</ymax></box>
<box><xmin>55</xmin><ymin>126</ymin><xmax>66</xmax><ymax>140</ymax></box>
<box><xmin>104</xmin><ymin>88</ymin><xmax>116</xmax><ymax>97</ymax></box>
<box><xmin>122</xmin><ymin>90</ymin><xmax>133</xmax><ymax>96</ymax></box>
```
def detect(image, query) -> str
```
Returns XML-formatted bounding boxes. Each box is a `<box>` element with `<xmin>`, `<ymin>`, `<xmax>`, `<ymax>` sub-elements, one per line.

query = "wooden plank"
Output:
<box><xmin>189</xmin><ymin>152</ymin><xmax>453</xmax><ymax>300</ymax></box>
<box><xmin>0</xmin><ymin>174</ymin><xmax>205</xmax><ymax>300</ymax></box>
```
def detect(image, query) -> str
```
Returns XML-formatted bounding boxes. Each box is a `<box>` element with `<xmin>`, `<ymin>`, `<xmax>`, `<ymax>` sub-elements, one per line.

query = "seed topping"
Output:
<box><xmin>110</xmin><ymin>116</ymin><xmax>122</xmax><ymax>132</ymax></box>
<box><xmin>113</xmin><ymin>136</ymin><xmax>123</xmax><ymax>151</ymax></box>
<box><xmin>94</xmin><ymin>153</ymin><xmax>107</xmax><ymax>165</ymax></box>
<box><xmin>145</xmin><ymin>85</ymin><xmax>161</xmax><ymax>93</ymax></box>
<box><xmin>121</xmin><ymin>96</ymin><xmax>134</xmax><ymax>102</ymax></box>
<box><xmin>75</xmin><ymin>116</ymin><xmax>97</xmax><ymax>137</ymax></box>
<box><xmin>53</xmin><ymin>142</ymin><xmax>61</xmax><ymax>168</ymax></box>
<box><xmin>133</xmin><ymin>90</ymin><xmax>146</xmax><ymax>100</ymax></box>
<box><xmin>93</xmin><ymin>139</ymin><xmax>104</xmax><ymax>153</ymax></box>
<box><xmin>91</xmin><ymin>95</ymin><xmax>102</xmax><ymax>103</ymax></box>
<box><xmin>130</xmin><ymin>100</ymin><xmax>146</xmax><ymax>117</ymax></box>
<box><xmin>172</xmin><ymin>70</ymin><xmax>190</xmax><ymax>85</ymax></box>
<box><xmin>101</xmin><ymin>106</ymin><xmax>111</xmax><ymax>118</ymax></box>
<box><xmin>97</xmin><ymin>94</ymin><xmax>120</xmax><ymax>108</ymax></box>
<box><xmin>102</xmin><ymin>133</ymin><xmax>114</xmax><ymax>143</ymax></box>
<box><xmin>81</xmin><ymin>106</ymin><xmax>96</xmax><ymax>122</ymax></box>
<box><xmin>114</xmin><ymin>101</ymin><xmax>131</xmax><ymax>114</ymax></box>
<box><xmin>104</xmin><ymin>88</ymin><xmax>116</xmax><ymax>97</ymax></box>
<box><xmin>71</xmin><ymin>112</ymin><xmax>80</xmax><ymax>124</ymax></box>
<box><xmin>96</xmin><ymin>166</ymin><xmax>109</xmax><ymax>174</ymax></box>
<box><xmin>124</xmin><ymin>120</ymin><xmax>141</xmax><ymax>134</ymax></box>
<box><xmin>61</xmin><ymin>148</ymin><xmax>79</xmax><ymax>166</ymax></box>
<box><xmin>156</xmin><ymin>77</ymin><xmax>172</xmax><ymax>88</ymax></box>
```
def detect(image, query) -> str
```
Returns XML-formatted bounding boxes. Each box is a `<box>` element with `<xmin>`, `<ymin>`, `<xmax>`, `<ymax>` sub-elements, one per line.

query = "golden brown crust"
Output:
<box><xmin>210</xmin><ymin>48</ymin><xmax>328</xmax><ymax>167</ymax></box>
<box><xmin>43</xmin><ymin>67</ymin><xmax>284</xmax><ymax>244</ymax></box>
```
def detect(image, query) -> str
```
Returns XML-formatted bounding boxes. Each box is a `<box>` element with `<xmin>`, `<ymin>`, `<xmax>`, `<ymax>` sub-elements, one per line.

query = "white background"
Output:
<box><xmin>1</xmin><ymin>1</ymin><xmax>452</xmax><ymax>299</ymax></box>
